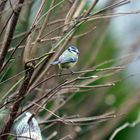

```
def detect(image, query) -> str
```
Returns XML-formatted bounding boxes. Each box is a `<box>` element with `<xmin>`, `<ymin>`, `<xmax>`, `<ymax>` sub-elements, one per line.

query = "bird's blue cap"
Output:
<box><xmin>68</xmin><ymin>45</ymin><xmax>80</xmax><ymax>54</ymax></box>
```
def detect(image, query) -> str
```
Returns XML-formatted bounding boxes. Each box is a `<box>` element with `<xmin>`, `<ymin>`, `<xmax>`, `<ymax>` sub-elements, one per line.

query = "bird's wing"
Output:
<box><xmin>59</xmin><ymin>56</ymin><xmax>77</xmax><ymax>63</ymax></box>
<box><xmin>52</xmin><ymin>49</ymin><xmax>78</xmax><ymax>65</ymax></box>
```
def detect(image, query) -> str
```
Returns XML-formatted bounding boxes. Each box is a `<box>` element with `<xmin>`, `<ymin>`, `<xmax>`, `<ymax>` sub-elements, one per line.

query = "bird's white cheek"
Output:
<box><xmin>72</xmin><ymin>51</ymin><xmax>77</xmax><ymax>55</ymax></box>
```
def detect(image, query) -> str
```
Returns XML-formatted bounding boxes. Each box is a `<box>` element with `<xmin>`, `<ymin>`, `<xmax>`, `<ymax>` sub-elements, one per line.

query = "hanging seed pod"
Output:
<box><xmin>13</xmin><ymin>112</ymin><xmax>42</xmax><ymax>140</ymax></box>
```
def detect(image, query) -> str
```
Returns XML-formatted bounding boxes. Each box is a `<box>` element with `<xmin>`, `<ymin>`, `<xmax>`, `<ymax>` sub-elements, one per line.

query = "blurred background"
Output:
<box><xmin>0</xmin><ymin>0</ymin><xmax>140</xmax><ymax>140</ymax></box>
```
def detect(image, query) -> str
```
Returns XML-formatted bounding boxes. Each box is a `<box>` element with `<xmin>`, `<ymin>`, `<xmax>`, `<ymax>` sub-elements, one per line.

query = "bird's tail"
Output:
<box><xmin>51</xmin><ymin>61</ymin><xmax>60</xmax><ymax>65</ymax></box>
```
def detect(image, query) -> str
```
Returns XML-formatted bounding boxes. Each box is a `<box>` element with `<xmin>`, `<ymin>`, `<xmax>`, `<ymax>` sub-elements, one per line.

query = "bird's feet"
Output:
<box><xmin>59</xmin><ymin>70</ymin><xmax>63</xmax><ymax>76</ymax></box>
<box><xmin>70</xmin><ymin>70</ymin><xmax>75</xmax><ymax>75</ymax></box>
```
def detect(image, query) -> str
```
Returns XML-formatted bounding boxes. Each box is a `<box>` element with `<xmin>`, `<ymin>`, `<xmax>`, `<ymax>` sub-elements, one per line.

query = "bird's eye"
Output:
<box><xmin>68</xmin><ymin>47</ymin><xmax>71</xmax><ymax>51</ymax></box>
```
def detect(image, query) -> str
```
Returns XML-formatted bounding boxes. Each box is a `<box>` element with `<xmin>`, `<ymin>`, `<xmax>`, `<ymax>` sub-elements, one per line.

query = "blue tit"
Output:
<box><xmin>52</xmin><ymin>45</ymin><xmax>79</xmax><ymax>72</ymax></box>
<box><xmin>13</xmin><ymin>112</ymin><xmax>42</xmax><ymax>140</ymax></box>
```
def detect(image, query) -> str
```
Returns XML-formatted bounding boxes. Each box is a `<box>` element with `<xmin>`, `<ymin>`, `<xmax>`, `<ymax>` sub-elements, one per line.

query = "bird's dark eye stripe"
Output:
<box><xmin>72</xmin><ymin>49</ymin><xmax>76</xmax><ymax>52</ymax></box>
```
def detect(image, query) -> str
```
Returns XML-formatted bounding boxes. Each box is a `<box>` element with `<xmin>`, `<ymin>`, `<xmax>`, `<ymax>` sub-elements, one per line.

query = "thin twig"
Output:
<box><xmin>109</xmin><ymin>111</ymin><xmax>140</xmax><ymax>140</ymax></box>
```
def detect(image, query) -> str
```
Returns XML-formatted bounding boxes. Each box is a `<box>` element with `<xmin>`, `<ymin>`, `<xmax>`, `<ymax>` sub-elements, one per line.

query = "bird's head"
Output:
<box><xmin>68</xmin><ymin>45</ymin><xmax>80</xmax><ymax>55</ymax></box>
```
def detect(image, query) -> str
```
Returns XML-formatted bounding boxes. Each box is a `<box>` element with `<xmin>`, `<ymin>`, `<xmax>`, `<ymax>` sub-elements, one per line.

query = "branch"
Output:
<box><xmin>0</xmin><ymin>0</ymin><xmax>25</xmax><ymax>71</ymax></box>
<box><xmin>109</xmin><ymin>111</ymin><xmax>140</xmax><ymax>140</ymax></box>
<box><xmin>40</xmin><ymin>112</ymin><xmax>119</xmax><ymax>126</ymax></box>
<box><xmin>0</xmin><ymin>62</ymin><xmax>34</xmax><ymax>140</ymax></box>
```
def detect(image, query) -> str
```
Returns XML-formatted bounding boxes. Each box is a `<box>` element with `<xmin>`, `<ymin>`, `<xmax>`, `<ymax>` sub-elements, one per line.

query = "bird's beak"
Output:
<box><xmin>77</xmin><ymin>51</ymin><xmax>80</xmax><ymax>55</ymax></box>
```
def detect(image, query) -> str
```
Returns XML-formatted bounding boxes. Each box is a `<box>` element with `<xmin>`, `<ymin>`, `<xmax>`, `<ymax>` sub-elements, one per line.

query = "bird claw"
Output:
<box><xmin>59</xmin><ymin>70</ymin><xmax>63</xmax><ymax>76</ymax></box>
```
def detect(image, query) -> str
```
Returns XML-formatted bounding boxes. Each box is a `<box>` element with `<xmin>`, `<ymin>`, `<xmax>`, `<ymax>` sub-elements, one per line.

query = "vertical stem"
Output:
<box><xmin>0</xmin><ymin>0</ymin><xmax>25</xmax><ymax>71</ymax></box>
<box><xmin>0</xmin><ymin>62</ymin><xmax>34</xmax><ymax>140</ymax></box>
<box><xmin>23</xmin><ymin>0</ymin><xmax>48</xmax><ymax>63</ymax></box>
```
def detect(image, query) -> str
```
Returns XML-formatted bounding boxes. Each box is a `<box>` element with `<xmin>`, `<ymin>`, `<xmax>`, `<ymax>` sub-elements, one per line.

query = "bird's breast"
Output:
<box><xmin>59</xmin><ymin>62</ymin><xmax>77</xmax><ymax>69</ymax></box>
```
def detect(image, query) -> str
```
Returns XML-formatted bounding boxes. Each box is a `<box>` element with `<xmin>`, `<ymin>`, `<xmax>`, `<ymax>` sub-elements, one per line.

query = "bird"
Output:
<box><xmin>52</xmin><ymin>45</ymin><xmax>80</xmax><ymax>73</ymax></box>
<box><xmin>13</xmin><ymin>112</ymin><xmax>42</xmax><ymax>140</ymax></box>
